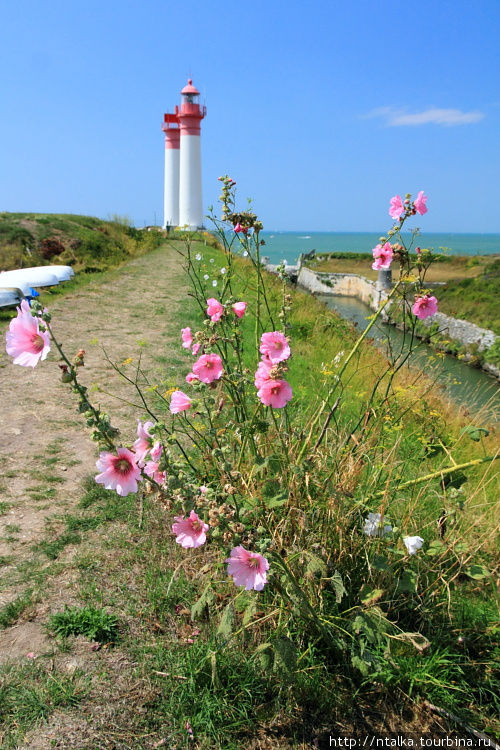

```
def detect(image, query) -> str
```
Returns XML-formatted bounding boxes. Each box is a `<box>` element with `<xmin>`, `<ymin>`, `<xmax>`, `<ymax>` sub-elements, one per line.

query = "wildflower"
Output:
<box><xmin>389</xmin><ymin>195</ymin><xmax>405</xmax><ymax>220</ymax></box>
<box><xmin>257</xmin><ymin>378</ymin><xmax>293</xmax><ymax>408</ymax></box>
<box><xmin>5</xmin><ymin>300</ymin><xmax>50</xmax><ymax>367</ymax></box>
<box><xmin>206</xmin><ymin>297</ymin><xmax>224</xmax><ymax>322</ymax></box>
<box><xmin>234</xmin><ymin>223</ymin><xmax>248</xmax><ymax>234</ymax></box>
<box><xmin>232</xmin><ymin>301</ymin><xmax>247</xmax><ymax>318</ymax></box>
<box><xmin>212</xmin><ymin>280</ymin><xmax>217</xmax><ymax>287</ymax></box>
<box><xmin>371</xmin><ymin>242</ymin><xmax>393</xmax><ymax>271</ymax></box>
<box><xmin>226</xmin><ymin>545</ymin><xmax>269</xmax><ymax>591</ymax></box>
<box><xmin>243</xmin><ymin>250</ymin><xmax>249</xmax><ymax>257</ymax></box>
<box><xmin>95</xmin><ymin>448</ymin><xmax>141</xmax><ymax>496</ymax></box>
<box><xmin>192</xmin><ymin>353</ymin><xmax>224</xmax><ymax>384</ymax></box>
<box><xmin>195</xmin><ymin>253</ymin><xmax>202</xmax><ymax>261</ymax></box>
<box><xmin>181</xmin><ymin>327</ymin><xmax>193</xmax><ymax>349</ymax></box>
<box><xmin>192</xmin><ymin>342</ymin><xmax>201</xmax><ymax>355</ymax></box>
<box><xmin>133</xmin><ymin>420</ymin><xmax>155</xmax><ymax>463</ymax></box>
<box><xmin>209</xmin><ymin>258</ymin><xmax>214</xmax><ymax>263</ymax></box>
<box><xmin>172</xmin><ymin>510</ymin><xmax>209</xmax><ymax>548</ymax></box>
<box><xmin>150</xmin><ymin>441</ymin><xmax>162</xmax><ymax>461</ymax></box>
<box><xmin>403</xmin><ymin>535</ymin><xmax>424</xmax><ymax>555</ymax></box>
<box><xmin>203</xmin><ymin>274</ymin><xmax>209</xmax><ymax>280</ymax></box>
<box><xmin>144</xmin><ymin>460</ymin><xmax>166</xmax><ymax>485</ymax></box>
<box><xmin>254</xmin><ymin>358</ymin><xmax>273</xmax><ymax>388</ymax></box>
<box><xmin>412</xmin><ymin>295</ymin><xmax>438</xmax><ymax>319</ymax></box>
<box><xmin>199</xmin><ymin>485</ymin><xmax>208</xmax><ymax>494</ymax></box>
<box><xmin>363</xmin><ymin>512</ymin><xmax>393</xmax><ymax>537</ymax></box>
<box><xmin>259</xmin><ymin>331</ymin><xmax>290</xmax><ymax>364</ymax></box>
<box><xmin>220</xmin><ymin>267</ymin><xmax>227</xmax><ymax>274</ymax></box>
<box><xmin>170</xmin><ymin>390</ymin><xmax>192</xmax><ymax>413</ymax></box>
<box><xmin>413</xmin><ymin>191</ymin><xmax>428</xmax><ymax>215</ymax></box>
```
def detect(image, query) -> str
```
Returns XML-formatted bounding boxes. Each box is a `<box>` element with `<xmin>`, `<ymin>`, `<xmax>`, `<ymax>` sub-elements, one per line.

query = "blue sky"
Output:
<box><xmin>1</xmin><ymin>0</ymin><xmax>498</xmax><ymax>232</ymax></box>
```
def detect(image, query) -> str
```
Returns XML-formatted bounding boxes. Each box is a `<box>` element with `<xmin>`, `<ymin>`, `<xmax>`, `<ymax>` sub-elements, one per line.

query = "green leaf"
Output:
<box><xmin>351</xmin><ymin>653</ymin><xmax>372</xmax><ymax>677</ymax></box>
<box><xmin>265</xmin><ymin>491</ymin><xmax>288</xmax><ymax>509</ymax></box>
<box><xmin>273</xmin><ymin>638</ymin><xmax>297</xmax><ymax>678</ymax></box>
<box><xmin>359</xmin><ymin>585</ymin><xmax>384</xmax><ymax>607</ymax></box>
<box><xmin>396</xmin><ymin>569</ymin><xmax>417</xmax><ymax>594</ymax></box>
<box><xmin>372</xmin><ymin>554</ymin><xmax>389</xmax><ymax>572</ymax></box>
<box><xmin>242</xmin><ymin>598</ymin><xmax>258</xmax><ymax>627</ymax></box>
<box><xmin>190</xmin><ymin>583</ymin><xmax>215</xmax><ymax>621</ymax></box>
<box><xmin>464</xmin><ymin>564</ymin><xmax>491</xmax><ymax>580</ymax></box>
<box><xmin>305</xmin><ymin>552</ymin><xmax>327</xmax><ymax>580</ymax></box>
<box><xmin>426</xmin><ymin>540</ymin><xmax>446</xmax><ymax>556</ymax></box>
<box><xmin>460</xmin><ymin>425</ymin><xmax>489</xmax><ymax>442</ymax></box>
<box><xmin>331</xmin><ymin>570</ymin><xmax>346</xmax><ymax>603</ymax></box>
<box><xmin>253</xmin><ymin>642</ymin><xmax>274</xmax><ymax>670</ymax></box>
<box><xmin>216</xmin><ymin>603</ymin><xmax>235</xmax><ymax>639</ymax></box>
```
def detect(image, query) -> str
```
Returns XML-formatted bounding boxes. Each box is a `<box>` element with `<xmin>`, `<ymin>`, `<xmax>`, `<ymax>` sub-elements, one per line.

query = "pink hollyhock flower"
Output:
<box><xmin>181</xmin><ymin>327</ymin><xmax>192</xmax><ymax>349</ymax></box>
<box><xmin>170</xmin><ymin>390</ymin><xmax>192</xmax><ymax>413</ymax></box>
<box><xmin>206</xmin><ymin>298</ymin><xmax>224</xmax><ymax>322</ymax></box>
<box><xmin>150</xmin><ymin>441</ymin><xmax>162</xmax><ymax>461</ymax></box>
<box><xmin>232</xmin><ymin>301</ymin><xmax>247</xmax><ymax>318</ymax></box>
<box><xmin>372</xmin><ymin>242</ymin><xmax>394</xmax><ymax>271</ymax></box>
<box><xmin>95</xmin><ymin>447</ymin><xmax>141</xmax><ymax>496</ymax></box>
<box><xmin>412</xmin><ymin>295</ymin><xmax>438</xmax><ymax>319</ymax></box>
<box><xmin>192</xmin><ymin>342</ymin><xmax>201</xmax><ymax>355</ymax></box>
<box><xmin>144</xmin><ymin>460</ymin><xmax>166</xmax><ymax>485</ymax></box>
<box><xmin>389</xmin><ymin>195</ymin><xmax>405</xmax><ymax>220</ymax></box>
<box><xmin>414</xmin><ymin>191</ymin><xmax>428</xmax><ymax>215</ymax></box>
<box><xmin>186</xmin><ymin>371</ymin><xmax>198</xmax><ymax>383</ymax></box>
<box><xmin>225</xmin><ymin>546</ymin><xmax>269</xmax><ymax>591</ymax></box>
<box><xmin>259</xmin><ymin>331</ymin><xmax>290</xmax><ymax>364</ymax></box>
<box><xmin>257</xmin><ymin>378</ymin><xmax>293</xmax><ymax>408</ymax></box>
<box><xmin>171</xmin><ymin>510</ymin><xmax>209</xmax><ymax>548</ymax></box>
<box><xmin>192</xmin><ymin>353</ymin><xmax>224</xmax><ymax>384</ymax></box>
<box><xmin>5</xmin><ymin>300</ymin><xmax>51</xmax><ymax>367</ymax></box>
<box><xmin>133</xmin><ymin>420</ymin><xmax>155</xmax><ymax>463</ymax></box>
<box><xmin>254</xmin><ymin>358</ymin><xmax>273</xmax><ymax>388</ymax></box>
<box><xmin>234</xmin><ymin>223</ymin><xmax>248</xmax><ymax>234</ymax></box>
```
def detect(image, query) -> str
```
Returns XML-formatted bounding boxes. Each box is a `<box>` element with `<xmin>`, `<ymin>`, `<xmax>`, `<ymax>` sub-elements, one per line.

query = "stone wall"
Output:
<box><xmin>296</xmin><ymin>266</ymin><xmax>499</xmax><ymax>377</ymax></box>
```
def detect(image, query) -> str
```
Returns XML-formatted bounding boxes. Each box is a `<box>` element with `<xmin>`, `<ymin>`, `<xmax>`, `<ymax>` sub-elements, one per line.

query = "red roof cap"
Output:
<box><xmin>181</xmin><ymin>78</ymin><xmax>200</xmax><ymax>95</ymax></box>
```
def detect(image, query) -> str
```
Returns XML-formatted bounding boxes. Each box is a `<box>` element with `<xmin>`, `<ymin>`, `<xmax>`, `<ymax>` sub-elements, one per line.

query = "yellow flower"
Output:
<box><xmin>121</xmin><ymin>357</ymin><xmax>134</xmax><ymax>366</ymax></box>
<box><xmin>163</xmin><ymin>387</ymin><xmax>179</xmax><ymax>398</ymax></box>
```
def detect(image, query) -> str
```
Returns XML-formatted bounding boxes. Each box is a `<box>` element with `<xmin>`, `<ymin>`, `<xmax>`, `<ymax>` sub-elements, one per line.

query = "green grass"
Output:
<box><xmin>0</xmin><ymin>590</ymin><xmax>33</xmax><ymax>629</ymax></box>
<box><xmin>0</xmin><ymin>661</ymin><xmax>89</xmax><ymax>749</ymax></box>
<box><xmin>48</xmin><ymin>605</ymin><xmax>119</xmax><ymax>643</ymax></box>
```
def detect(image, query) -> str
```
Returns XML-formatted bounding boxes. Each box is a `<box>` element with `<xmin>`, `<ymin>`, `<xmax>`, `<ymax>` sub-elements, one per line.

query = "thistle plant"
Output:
<box><xmin>5</xmin><ymin>180</ymin><xmax>498</xmax><ymax>679</ymax></box>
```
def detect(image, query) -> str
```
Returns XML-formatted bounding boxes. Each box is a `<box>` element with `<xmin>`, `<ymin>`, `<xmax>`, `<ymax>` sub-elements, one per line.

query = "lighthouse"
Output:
<box><xmin>162</xmin><ymin>114</ymin><xmax>180</xmax><ymax>228</ymax></box>
<box><xmin>162</xmin><ymin>79</ymin><xmax>206</xmax><ymax>230</ymax></box>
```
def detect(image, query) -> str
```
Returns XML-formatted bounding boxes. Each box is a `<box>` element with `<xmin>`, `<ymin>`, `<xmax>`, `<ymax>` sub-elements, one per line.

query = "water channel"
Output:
<box><xmin>318</xmin><ymin>294</ymin><xmax>500</xmax><ymax>424</ymax></box>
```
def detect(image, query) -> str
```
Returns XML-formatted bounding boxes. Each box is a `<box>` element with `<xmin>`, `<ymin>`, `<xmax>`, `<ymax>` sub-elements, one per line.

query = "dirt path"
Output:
<box><xmin>0</xmin><ymin>243</ymin><xmax>189</xmax><ymax>744</ymax></box>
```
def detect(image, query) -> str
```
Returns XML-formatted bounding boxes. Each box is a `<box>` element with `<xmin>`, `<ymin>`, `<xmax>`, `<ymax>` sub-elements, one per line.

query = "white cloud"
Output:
<box><xmin>364</xmin><ymin>106</ymin><xmax>485</xmax><ymax>127</ymax></box>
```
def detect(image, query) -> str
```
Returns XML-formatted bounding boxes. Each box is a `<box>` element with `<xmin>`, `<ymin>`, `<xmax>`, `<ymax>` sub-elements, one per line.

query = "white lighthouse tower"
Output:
<box><xmin>177</xmin><ymin>79</ymin><xmax>206</xmax><ymax>230</ymax></box>
<box><xmin>162</xmin><ymin>114</ymin><xmax>180</xmax><ymax>229</ymax></box>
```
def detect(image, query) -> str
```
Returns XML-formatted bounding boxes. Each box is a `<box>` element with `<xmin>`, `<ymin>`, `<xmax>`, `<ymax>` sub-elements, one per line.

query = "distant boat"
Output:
<box><xmin>0</xmin><ymin>287</ymin><xmax>26</xmax><ymax>308</ymax></box>
<box><xmin>299</xmin><ymin>235</ymin><xmax>312</xmax><ymax>239</ymax></box>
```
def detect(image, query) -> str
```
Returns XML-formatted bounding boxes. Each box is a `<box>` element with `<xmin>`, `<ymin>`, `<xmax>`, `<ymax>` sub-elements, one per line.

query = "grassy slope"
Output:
<box><xmin>0</xmin><ymin>237</ymin><xmax>498</xmax><ymax>747</ymax></box>
<box><xmin>0</xmin><ymin>211</ymin><xmax>162</xmax><ymax>273</ymax></box>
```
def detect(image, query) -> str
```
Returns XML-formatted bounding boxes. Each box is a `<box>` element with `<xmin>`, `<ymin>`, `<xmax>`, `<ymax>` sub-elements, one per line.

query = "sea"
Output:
<box><xmin>259</xmin><ymin>232</ymin><xmax>500</xmax><ymax>265</ymax></box>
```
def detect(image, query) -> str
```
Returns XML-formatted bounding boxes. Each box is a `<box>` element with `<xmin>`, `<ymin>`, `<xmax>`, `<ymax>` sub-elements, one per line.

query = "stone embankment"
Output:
<box><xmin>292</xmin><ymin>265</ymin><xmax>500</xmax><ymax>380</ymax></box>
